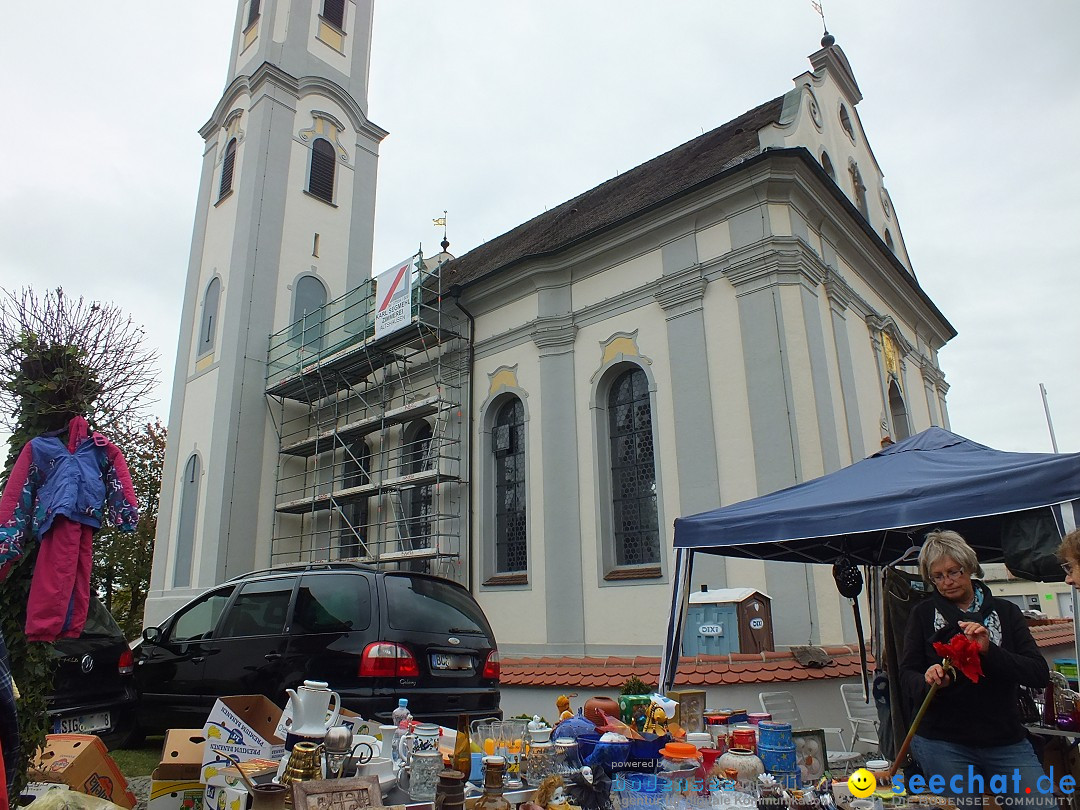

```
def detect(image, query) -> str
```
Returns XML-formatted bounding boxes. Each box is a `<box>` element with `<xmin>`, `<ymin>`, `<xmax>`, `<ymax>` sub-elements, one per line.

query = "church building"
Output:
<box><xmin>148</xmin><ymin>0</ymin><xmax>955</xmax><ymax>662</ymax></box>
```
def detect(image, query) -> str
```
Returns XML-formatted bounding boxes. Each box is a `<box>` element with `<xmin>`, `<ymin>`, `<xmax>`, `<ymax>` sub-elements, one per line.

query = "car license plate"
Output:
<box><xmin>53</xmin><ymin>711</ymin><xmax>111</xmax><ymax>734</ymax></box>
<box><xmin>431</xmin><ymin>653</ymin><xmax>471</xmax><ymax>671</ymax></box>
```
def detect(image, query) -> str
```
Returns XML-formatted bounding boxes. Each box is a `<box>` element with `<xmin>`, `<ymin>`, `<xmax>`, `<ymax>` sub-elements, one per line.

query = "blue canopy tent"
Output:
<box><xmin>659</xmin><ymin>427</ymin><xmax>1080</xmax><ymax>692</ymax></box>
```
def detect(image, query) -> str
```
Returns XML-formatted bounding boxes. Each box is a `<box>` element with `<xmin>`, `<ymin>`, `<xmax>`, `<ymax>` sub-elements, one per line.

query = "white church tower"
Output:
<box><xmin>147</xmin><ymin>0</ymin><xmax>386</xmax><ymax>623</ymax></box>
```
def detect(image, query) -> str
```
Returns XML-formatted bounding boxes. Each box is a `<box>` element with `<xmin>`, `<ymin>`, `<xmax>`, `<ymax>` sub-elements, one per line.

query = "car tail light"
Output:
<box><xmin>482</xmin><ymin>650</ymin><xmax>500</xmax><ymax>680</ymax></box>
<box><xmin>358</xmin><ymin>642</ymin><xmax>420</xmax><ymax>678</ymax></box>
<box><xmin>118</xmin><ymin>649</ymin><xmax>134</xmax><ymax>675</ymax></box>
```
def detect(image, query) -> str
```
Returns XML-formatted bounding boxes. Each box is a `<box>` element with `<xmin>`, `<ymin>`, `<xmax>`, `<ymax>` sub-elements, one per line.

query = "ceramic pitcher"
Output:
<box><xmin>285</xmin><ymin>680</ymin><xmax>341</xmax><ymax>738</ymax></box>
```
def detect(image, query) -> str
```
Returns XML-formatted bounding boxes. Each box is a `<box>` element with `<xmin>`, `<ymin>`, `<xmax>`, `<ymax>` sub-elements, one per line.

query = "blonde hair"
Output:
<box><xmin>1059</xmin><ymin>528</ymin><xmax>1080</xmax><ymax>566</ymax></box>
<box><xmin>918</xmin><ymin>529</ymin><xmax>983</xmax><ymax>582</ymax></box>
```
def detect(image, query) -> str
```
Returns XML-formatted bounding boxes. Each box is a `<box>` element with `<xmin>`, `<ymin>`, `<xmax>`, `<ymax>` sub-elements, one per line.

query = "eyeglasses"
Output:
<box><xmin>1062</xmin><ymin>562</ymin><xmax>1074</xmax><ymax>575</ymax></box>
<box><xmin>930</xmin><ymin>567</ymin><xmax>966</xmax><ymax>584</ymax></box>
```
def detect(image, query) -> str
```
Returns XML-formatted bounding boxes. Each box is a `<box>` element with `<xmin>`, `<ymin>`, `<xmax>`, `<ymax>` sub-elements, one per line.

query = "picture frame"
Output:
<box><xmin>792</xmin><ymin>729</ymin><xmax>829</xmax><ymax>784</ymax></box>
<box><xmin>665</xmin><ymin>688</ymin><xmax>706</xmax><ymax>733</ymax></box>
<box><xmin>291</xmin><ymin>775</ymin><xmax>384</xmax><ymax>810</ymax></box>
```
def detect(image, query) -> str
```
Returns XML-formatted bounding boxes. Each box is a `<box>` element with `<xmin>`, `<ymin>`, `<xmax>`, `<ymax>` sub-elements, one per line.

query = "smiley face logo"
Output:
<box><xmin>847</xmin><ymin>768</ymin><xmax>878</xmax><ymax>798</ymax></box>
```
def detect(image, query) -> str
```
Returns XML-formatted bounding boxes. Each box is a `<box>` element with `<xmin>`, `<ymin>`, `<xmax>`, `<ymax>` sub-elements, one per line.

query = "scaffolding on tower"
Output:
<box><xmin>264</xmin><ymin>252</ymin><xmax>467</xmax><ymax>582</ymax></box>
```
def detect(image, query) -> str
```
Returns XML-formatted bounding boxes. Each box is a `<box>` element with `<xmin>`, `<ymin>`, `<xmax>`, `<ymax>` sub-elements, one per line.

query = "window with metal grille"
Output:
<box><xmin>494</xmin><ymin>398</ymin><xmax>527</xmax><ymax>573</ymax></box>
<box><xmin>608</xmin><ymin>368</ymin><xmax>660</xmax><ymax>566</ymax></box>
<box><xmin>246</xmin><ymin>0</ymin><xmax>261</xmax><ymax>27</ymax></box>
<box><xmin>219</xmin><ymin>138</ymin><xmax>237</xmax><ymax>200</ymax></box>
<box><xmin>308</xmin><ymin>138</ymin><xmax>336</xmax><ymax>203</ymax></box>
<box><xmin>322</xmin><ymin>0</ymin><xmax>345</xmax><ymax>29</ymax></box>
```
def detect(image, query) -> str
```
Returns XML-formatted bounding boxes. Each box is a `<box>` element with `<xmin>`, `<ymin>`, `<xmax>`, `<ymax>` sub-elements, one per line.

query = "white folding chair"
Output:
<box><xmin>839</xmin><ymin>682</ymin><xmax>881</xmax><ymax>750</ymax></box>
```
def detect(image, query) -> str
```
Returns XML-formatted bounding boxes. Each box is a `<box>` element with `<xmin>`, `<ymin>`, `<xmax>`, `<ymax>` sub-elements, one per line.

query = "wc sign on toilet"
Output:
<box><xmin>375</xmin><ymin>254</ymin><xmax>417</xmax><ymax>339</ymax></box>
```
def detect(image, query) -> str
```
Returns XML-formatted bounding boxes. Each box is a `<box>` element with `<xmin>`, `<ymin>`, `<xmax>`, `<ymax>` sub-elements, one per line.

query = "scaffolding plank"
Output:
<box><xmin>266</xmin><ymin>322</ymin><xmax>460</xmax><ymax>402</ymax></box>
<box><xmin>280</xmin><ymin>395</ymin><xmax>449</xmax><ymax>457</ymax></box>
<box><xmin>274</xmin><ymin>467</ymin><xmax>456</xmax><ymax>514</ymax></box>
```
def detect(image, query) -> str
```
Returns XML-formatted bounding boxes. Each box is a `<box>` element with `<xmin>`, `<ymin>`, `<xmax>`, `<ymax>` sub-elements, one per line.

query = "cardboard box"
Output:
<box><xmin>31</xmin><ymin>734</ymin><xmax>138</xmax><ymax>810</ymax></box>
<box><xmin>204</xmin><ymin>784</ymin><xmax>248</xmax><ymax>810</ymax></box>
<box><xmin>203</xmin><ymin>758</ymin><xmax>280</xmax><ymax>789</ymax></box>
<box><xmin>157</xmin><ymin>729</ymin><xmax>207</xmax><ymax>780</ymax></box>
<box><xmin>148</xmin><ymin>778</ymin><xmax>205</xmax><ymax>810</ymax></box>
<box><xmin>201</xmin><ymin>696</ymin><xmax>284</xmax><ymax>782</ymax></box>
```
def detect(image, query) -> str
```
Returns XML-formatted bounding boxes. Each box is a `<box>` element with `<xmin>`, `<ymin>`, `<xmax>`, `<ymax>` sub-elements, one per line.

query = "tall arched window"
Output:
<box><xmin>405</xmin><ymin>422</ymin><xmax>434</xmax><ymax>548</ymax></box>
<box><xmin>339</xmin><ymin>440</ymin><xmax>370</xmax><ymax>559</ymax></box>
<box><xmin>322</xmin><ymin>0</ymin><xmax>345</xmax><ymax>29</ymax></box>
<box><xmin>493</xmin><ymin>398</ymin><xmax>527</xmax><ymax>574</ymax></box>
<box><xmin>198</xmin><ymin>277</ymin><xmax>221</xmax><ymax>357</ymax></box>
<box><xmin>174</xmin><ymin>454</ymin><xmax>201</xmax><ymax>587</ymax></box>
<box><xmin>291</xmin><ymin>275</ymin><xmax>327</xmax><ymax>348</ymax></box>
<box><xmin>308</xmin><ymin>138</ymin><xmax>336</xmax><ymax>203</ymax></box>
<box><xmin>888</xmin><ymin>379</ymin><xmax>911</xmax><ymax>442</ymax></box>
<box><xmin>219</xmin><ymin>138</ymin><xmax>237</xmax><ymax>200</ymax></box>
<box><xmin>608</xmin><ymin>368</ymin><xmax>659</xmax><ymax>567</ymax></box>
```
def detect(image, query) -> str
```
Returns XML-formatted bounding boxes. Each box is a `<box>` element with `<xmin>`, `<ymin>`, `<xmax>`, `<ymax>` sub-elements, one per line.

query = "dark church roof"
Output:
<box><xmin>444</xmin><ymin>95</ymin><xmax>786</xmax><ymax>288</ymax></box>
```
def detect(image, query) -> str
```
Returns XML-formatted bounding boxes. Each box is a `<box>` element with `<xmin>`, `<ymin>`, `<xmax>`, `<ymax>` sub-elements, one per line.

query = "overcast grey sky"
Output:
<box><xmin>0</xmin><ymin>1</ymin><xmax>1077</xmax><ymax>456</ymax></box>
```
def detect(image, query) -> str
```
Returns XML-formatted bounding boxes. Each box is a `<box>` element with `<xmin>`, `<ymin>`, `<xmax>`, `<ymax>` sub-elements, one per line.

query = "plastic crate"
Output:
<box><xmin>1054</xmin><ymin>659</ymin><xmax>1078</xmax><ymax>680</ymax></box>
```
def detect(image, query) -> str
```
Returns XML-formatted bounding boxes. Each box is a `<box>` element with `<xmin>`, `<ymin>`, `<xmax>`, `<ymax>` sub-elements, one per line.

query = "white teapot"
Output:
<box><xmin>285</xmin><ymin>679</ymin><xmax>341</xmax><ymax>738</ymax></box>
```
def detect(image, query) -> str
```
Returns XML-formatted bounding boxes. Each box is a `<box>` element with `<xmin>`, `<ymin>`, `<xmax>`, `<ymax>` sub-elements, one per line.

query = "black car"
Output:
<box><xmin>134</xmin><ymin>563</ymin><xmax>501</xmax><ymax>732</ymax></box>
<box><xmin>49</xmin><ymin>596</ymin><xmax>139</xmax><ymax>749</ymax></box>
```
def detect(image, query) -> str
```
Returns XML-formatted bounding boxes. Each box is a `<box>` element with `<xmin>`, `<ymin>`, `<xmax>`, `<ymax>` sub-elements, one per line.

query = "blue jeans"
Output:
<box><xmin>910</xmin><ymin>735</ymin><xmax>1053</xmax><ymax>808</ymax></box>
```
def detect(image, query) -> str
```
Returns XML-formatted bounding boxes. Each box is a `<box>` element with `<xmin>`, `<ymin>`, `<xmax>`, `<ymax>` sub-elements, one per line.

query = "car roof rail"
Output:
<box><xmin>225</xmin><ymin>561</ymin><xmax>373</xmax><ymax>582</ymax></box>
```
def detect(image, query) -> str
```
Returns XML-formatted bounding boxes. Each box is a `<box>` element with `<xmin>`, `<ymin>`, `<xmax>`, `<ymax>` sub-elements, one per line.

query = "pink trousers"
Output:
<box><xmin>25</xmin><ymin>516</ymin><xmax>94</xmax><ymax>642</ymax></box>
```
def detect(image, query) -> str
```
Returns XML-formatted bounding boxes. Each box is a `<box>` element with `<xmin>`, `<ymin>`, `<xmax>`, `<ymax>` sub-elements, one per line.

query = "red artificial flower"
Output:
<box><xmin>933</xmin><ymin>633</ymin><xmax>983</xmax><ymax>683</ymax></box>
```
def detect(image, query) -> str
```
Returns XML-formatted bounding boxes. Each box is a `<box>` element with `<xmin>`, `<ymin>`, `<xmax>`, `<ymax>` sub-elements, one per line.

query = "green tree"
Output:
<box><xmin>0</xmin><ymin>287</ymin><xmax>157</xmax><ymax>798</ymax></box>
<box><xmin>93</xmin><ymin>418</ymin><xmax>166</xmax><ymax>639</ymax></box>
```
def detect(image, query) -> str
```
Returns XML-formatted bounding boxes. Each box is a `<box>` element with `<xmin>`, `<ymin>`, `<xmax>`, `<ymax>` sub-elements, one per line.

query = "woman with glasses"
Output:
<box><xmin>900</xmin><ymin>530</ymin><xmax>1049</xmax><ymax>806</ymax></box>
<box><xmin>1058</xmin><ymin>528</ymin><xmax>1080</xmax><ymax>587</ymax></box>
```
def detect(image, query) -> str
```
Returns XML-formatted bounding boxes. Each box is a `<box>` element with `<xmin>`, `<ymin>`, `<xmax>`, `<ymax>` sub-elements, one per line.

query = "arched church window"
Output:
<box><xmin>198</xmin><ymin>277</ymin><xmax>221</xmax><ymax>357</ymax></box>
<box><xmin>174</xmin><ymin>454</ymin><xmax>201</xmax><ymax>587</ymax></box>
<box><xmin>291</xmin><ymin>275</ymin><xmax>327</xmax><ymax>348</ymax></box>
<box><xmin>219</xmin><ymin>138</ymin><xmax>237</xmax><ymax>200</ymax></box>
<box><xmin>821</xmin><ymin>150</ymin><xmax>836</xmax><ymax>182</ymax></box>
<box><xmin>308</xmin><ymin>138</ymin><xmax>336</xmax><ymax>203</ymax></box>
<box><xmin>493</xmin><ymin>397</ymin><xmax>527</xmax><ymax>574</ymax></box>
<box><xmin>322</xmin><ymin>0</ymin><xmax>345</xmax><ymax>30</ymax></box>
<box><xmin>888</xmin><ymin>379</ymin><xmax>910</xmax><ymax>442</ymax></box>
<box><xmin>607</xmin><ymin>367</ymin><xmax>659</xmax><ymax>567</ymax></box>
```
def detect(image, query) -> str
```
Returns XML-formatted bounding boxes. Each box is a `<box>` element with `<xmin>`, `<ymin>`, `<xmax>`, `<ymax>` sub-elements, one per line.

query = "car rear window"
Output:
<box><xmin>81</xmin><ymin>598</ymin><xmax>123</xmax><ymax>639</ymax></box>
<box><xmin>291</xmin><ymin>573</ymin><xmax>372</xmax><ymax>634</ymax></box>
<box><xmin>385</xmin><ymin>575</ymin><xmax>493</xmax><ymax>636</ymax></box>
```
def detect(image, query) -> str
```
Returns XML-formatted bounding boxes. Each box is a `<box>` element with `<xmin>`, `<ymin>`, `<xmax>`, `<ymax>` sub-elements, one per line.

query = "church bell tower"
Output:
<box><xmin>147</xmin><ymin>0</ymin><xmax>386</xmax><ymax>623</ymax></box>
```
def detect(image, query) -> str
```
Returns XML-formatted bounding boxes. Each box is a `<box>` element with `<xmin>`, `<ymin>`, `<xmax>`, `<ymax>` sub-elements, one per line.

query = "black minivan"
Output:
<box><xmin>133</xmin><ymin>563</ymin><xmax>500</xmax><ymax>732</ymax></box>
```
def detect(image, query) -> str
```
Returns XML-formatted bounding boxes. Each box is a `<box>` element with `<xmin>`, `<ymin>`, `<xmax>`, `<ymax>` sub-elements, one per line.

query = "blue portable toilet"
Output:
<box><xmin>683</xmin><ymin>586</ymin><xmax>774</xmax><ymax>656</ymax></box>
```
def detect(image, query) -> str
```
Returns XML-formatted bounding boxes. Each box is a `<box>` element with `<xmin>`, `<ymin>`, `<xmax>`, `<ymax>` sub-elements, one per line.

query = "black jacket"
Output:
<box><xmin>899</xmin><ymin>585</ymin><xmax>1049</xmax><ymax>747</ymax></box>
